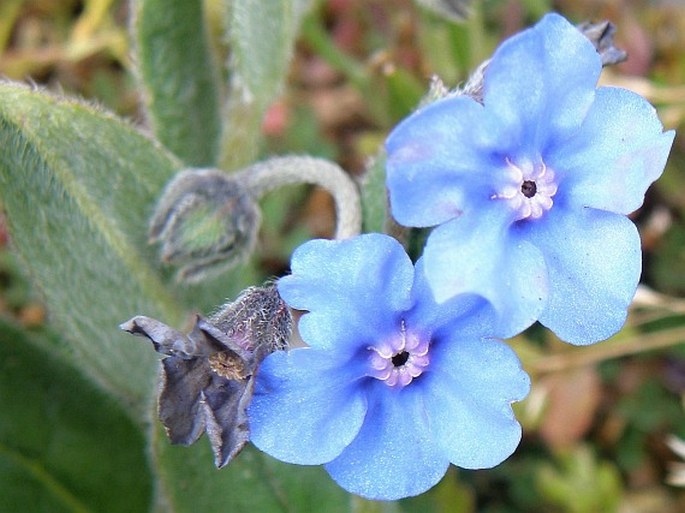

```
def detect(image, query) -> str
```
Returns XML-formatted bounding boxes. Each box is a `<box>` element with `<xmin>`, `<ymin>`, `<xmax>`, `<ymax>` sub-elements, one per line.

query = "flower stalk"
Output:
<box><xmin>238</xmin><ymin>155</ymin><xmax>362</xmax><ymax>240</ymax></box>
<box><xmin>149</xmin><ymin>155</ymin><xmax>361</xmax><ymax>281</ymax></box>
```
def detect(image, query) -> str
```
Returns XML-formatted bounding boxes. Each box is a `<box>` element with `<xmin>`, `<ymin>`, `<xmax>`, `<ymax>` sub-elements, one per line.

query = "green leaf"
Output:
<box><xmin>650</xmin><ymin>219</ymin><xmax>685</xmax><ymax>295</ymax></box>
<box><xmin>536</xmin><ymin>445</ymin><xmax>622</xmax><ymax>513</ymax></box>
<box><xmin>0</xmin><ymin>81</ymin><xmax>184</xmax><ymax>416</ymax></box>
<box><xmin>151</xmin><ymin>426</ymin><xmax>348</xmax><ymax>513</ymax></box>
<box><xmin>399</xmin><ymin>469</ymin><xmax>474</xmax><ymax>513</ymax></box>
<box><xmin>361</xmin><ymin>150</ymin><xmax>391</xmax><ymax>234</ymax></box>
<box><xmin>0</xmin><ymin>318</ymin><xmax>152</xmax><ymax>513</ymax></box>
<box><xmin>134</xmin><ymin>0</ymin><xmax>222</xmax><ymax>166</ymax></box>
<box><xmin>383</xmin><ymin>67</ymin><xmax>426</xmax><ymax>124</ymax></box>
<box><xmin>351</xmin><ymin>497</ymin><xmax>402</xmax><ymax>513</ymax></box>
<box><xmin>221</xmin><ymin>0</ymin><xmax>313</xmax><ymax>169</ymax></box>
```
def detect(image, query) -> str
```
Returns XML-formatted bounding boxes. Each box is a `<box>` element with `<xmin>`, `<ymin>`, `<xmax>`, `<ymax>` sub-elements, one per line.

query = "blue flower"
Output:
<box><xmin>248</xmin><ymin>234</ymin><xmax>530</xmax><ymax>500</ymax></box>
<box><xmin>385</xmin><ymin>13</ymin><xmax>675</xmax><ymax>345</ymax></box>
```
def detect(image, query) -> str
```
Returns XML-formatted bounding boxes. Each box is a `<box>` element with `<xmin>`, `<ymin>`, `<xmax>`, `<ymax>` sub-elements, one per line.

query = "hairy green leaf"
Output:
<box><xmin>0</xmin><ymin>82</ymin><xmax>184</xmax><ymax>415</ymax></box>
<box><xmin>0</xmin><ymin>318</ymin><xmax>152</xmax><ymax>513</ymax></box>
<box><xmin>361</xmin><ymin>151</ymin><xmax>391</xmax><ymax>234</ymax></box>
<box><xmin>151</xmin><ymin>429</ymin><xmax>348</xmax><ymax>513</ymax></box>
<box><xmin>134</xmin><ymin>0</ymin><xmax>222</xmax><ymax>166</ymax></box>
<box><xmin>221</xmin><ymin>0</ymin><xmax>313</xmax><ymax>169</ymax></box>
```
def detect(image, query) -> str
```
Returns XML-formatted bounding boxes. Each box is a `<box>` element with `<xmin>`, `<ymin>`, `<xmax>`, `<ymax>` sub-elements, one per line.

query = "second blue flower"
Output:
<box><xmin>248</xmin><ymin>234</ymin><xmax>530</xmax><ymax>500</ymax></box>
<box><xmin>385</xmin><ymin>13</ymin><xmax>675</xmax><ymax>345</ymax></box>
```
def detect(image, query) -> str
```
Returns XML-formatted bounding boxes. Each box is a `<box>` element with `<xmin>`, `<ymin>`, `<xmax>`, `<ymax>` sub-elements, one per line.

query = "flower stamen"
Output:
<box><xmin>492</xmin><ymin>158</ymin><xmax>558</xmax><ymax>221</ymax></box>
<box><xmin>368</xmin><ymin>320</ymin><xmax>430</xmax><ymax>388</ymax></box>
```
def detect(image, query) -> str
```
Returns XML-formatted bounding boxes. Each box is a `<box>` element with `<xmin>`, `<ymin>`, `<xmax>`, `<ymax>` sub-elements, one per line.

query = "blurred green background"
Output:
<box><xmin>1</xmin><ymin>0</ymin><xmax>685</xmax><ymax>512</ymax></box>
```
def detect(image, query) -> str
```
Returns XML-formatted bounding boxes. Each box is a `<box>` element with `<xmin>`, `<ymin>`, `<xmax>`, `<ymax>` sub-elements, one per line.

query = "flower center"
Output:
<box><xmin>521</xmin><ymin>180</ymin><xmax>537</xmax><ymax>198</ymax></box>
<box><xmin>492</xmin><ymin>158</ymin><xmax>558</xmax><ymax>221</ymax></box>
<box><xmin>367</xmin><ymin>320</ymin><xmax>430</xmax><ymax>388</ymax></box>
<box><xmin>391</xmin><ymin>351</ymin><xmax>409</xmax><ymax>367</ymax></box>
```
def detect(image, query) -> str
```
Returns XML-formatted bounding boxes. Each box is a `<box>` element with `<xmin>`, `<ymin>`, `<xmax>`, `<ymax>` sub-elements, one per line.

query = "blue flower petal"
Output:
<box><xmin>550</xmin><ymin>86</ymin><xmax>675</xmax><ymax>215</ymax></box>
<box><xmin>325</xmin><ymin>384</ymin><xmax>449</xmax><ymax>500</ymax></box>
<box><xmin>484</xmin><ymin>13</ymin><xmax>600</xmax><ymax>153</ymax></box>
<box><xmin>530</xmin><ymin>207</ymin><xmax>641</xmax><ymax>344</ymax></box>
<box><xmin>278</xmin><ymin>234</ymin><xmax>413</xmax><ymax>350</ymax></box>
<box><xmin>423</xmin><ymin>207</ymin><xmax>547</xmax><ymax>338</ymax></box>
<box><xmin>425</xmin><ymin>335</ymin><xmax>530</xmax><ymax>468</ymax></box>
<box><xmin>249</xmin><ymin>348</ymin><xmax>367</xmax><ymax>465</ymax></box>
<box><xmin>409</xmin><ymin>258</ymin><xmax>499</xmax><ymax>338</ymax></box>
<box><xmin>385</xmin><ymin>96</ymin><xmax>498</xmax><ymax>227</ymax></box>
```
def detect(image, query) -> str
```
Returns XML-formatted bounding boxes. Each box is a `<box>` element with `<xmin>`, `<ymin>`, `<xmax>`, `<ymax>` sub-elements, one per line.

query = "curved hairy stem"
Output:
<box><xmin>239</xmin><ymin>155</ymin><xmax>362</xmax><ymax>239</ymax></box>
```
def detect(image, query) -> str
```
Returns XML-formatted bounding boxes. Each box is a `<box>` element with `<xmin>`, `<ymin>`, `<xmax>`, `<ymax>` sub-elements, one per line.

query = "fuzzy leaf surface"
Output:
<box><xmin>221</xmin><ymin>0</ymin><xmax>312</xmax><ymax>168</ymax></box>
<box><xmin>0</xmin><ymin>82</ymin><xmax>184</xmax><ymax>414</ymax></box>
<box><xmin>151</xmin><ymin>434</ymin><xmax>348</xmax><ymax>513</ymax></box>
<box><xmin>0</xmin><ymin>319</ymin><xmax>152</xmax><ymax>513</ymax></box>
<box><xmin>134</xmin><ymin>0</ymin><xmax>222</xmax><ymax>166</ymax></box>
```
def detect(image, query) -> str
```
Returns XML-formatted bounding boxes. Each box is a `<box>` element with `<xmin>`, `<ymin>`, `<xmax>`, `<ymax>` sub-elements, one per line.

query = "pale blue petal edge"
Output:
<box><xmin>484</xmin><ymin>13</ymin><xmax>601</xmax><ymax>154</ymax></box>
<box><xmin>249</xmin><ymin>348</ymin><xmax>368</xmax><ymax>465</ymax></box>
<box><xmin>530</xmin><ymin>207</ymin><xmax>642</xmax><ymax>345</ymax></box>
<box><xmin>325</xmin><ymin>383</ymin><xmax>449</xmax><ymax>500</ymax></box>
<box><xmin>278</xmin><ymin>234</ymin><xmax>413</xmax><ymax>350</ymax></box>
<box><xmin>424</xmin><ymin>334</ymin><xmax>530</xmax><ymax>468</ymax></box>
<box><xmin>550</xmin><ymin>86</ymin><xmax>675</xmax><ymax>215</ymax></box>
<box><xmin>385</xmin><ymin>96</ymin><xmax>493</xmax><ymax>227</ymax></box>
<box><xmin>423</xmin><ymin>208</ymin><xmax>547</xmax><ymax>339</ymax></box>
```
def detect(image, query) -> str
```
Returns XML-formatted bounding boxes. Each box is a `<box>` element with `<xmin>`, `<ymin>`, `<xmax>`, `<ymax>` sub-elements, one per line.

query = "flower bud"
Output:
<box><xmin>149</xmin><ymin>168</ymin><xmax>260</xmax><ymax>282</ymax></box>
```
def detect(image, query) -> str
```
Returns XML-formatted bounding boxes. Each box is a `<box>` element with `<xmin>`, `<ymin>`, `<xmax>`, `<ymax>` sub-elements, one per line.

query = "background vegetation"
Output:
<box><xmin>1</xmin><ymin>0</ymin><xmax>684</xmax><ymax>512</ymax></box>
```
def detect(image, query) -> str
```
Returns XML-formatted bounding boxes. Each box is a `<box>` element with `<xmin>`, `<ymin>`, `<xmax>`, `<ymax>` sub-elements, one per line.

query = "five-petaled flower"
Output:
<box><xmin>248</xmin><ymin>234</ymin><xmax>530</xmax><ymax>500</ymax></box>
<box><xmin>385</xmin><ymin>13</ymin><xmax>675</xmax><ymax>345</ymax></box>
